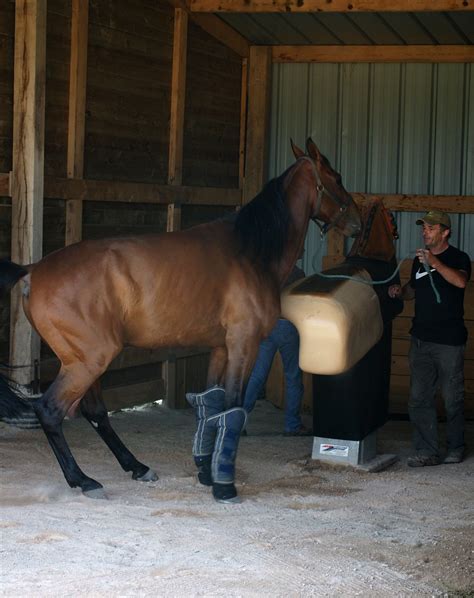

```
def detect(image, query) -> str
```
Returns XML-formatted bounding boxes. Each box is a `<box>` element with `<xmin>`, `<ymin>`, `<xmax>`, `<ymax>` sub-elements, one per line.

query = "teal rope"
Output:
<box><xmin>312</xmin><ymin>252</ymin><xmax>441</xmax><ymax>304</ymax></box>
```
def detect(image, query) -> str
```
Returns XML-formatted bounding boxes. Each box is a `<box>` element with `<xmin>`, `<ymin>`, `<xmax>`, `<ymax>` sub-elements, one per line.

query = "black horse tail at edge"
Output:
<box><xmin>0</xmin><ymin>373</ymin><xmax>40</xmax><ymax>429</ymax></box>
<box><xmin>0</xmin><ymin>260</ymin><xmax>39</xmax><ymax>428</ymax></box>
<box><xmin>0</xmin><ymin>259</ymin><xmax>29</xmax><ymax>297</ymax></box>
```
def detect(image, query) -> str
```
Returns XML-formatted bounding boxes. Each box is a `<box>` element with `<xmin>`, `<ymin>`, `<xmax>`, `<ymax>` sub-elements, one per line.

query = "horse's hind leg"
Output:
<box><xmin>33</xmin><ymin>374</ymin><xmax>106</xmax><ymax>499</ymax></box>
<box><xmin>80</xmin><ymin>381</ymin><xmax>158</xmax><ymax>483</ymax></box>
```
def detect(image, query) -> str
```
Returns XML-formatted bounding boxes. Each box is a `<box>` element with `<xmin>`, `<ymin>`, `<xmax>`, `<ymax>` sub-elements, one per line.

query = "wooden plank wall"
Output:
<box><xmin>0</xmin><ymin>0</ymin><xmax>242</xmax><ymax>407</ymax></box>
<box><xmin>183</xmin><ymin>20</ymin><xmax>241</xmax><ymax>188</ymax></box>
<box><xmin>85</xmin><ymin>0</ymin><xmax>174</xmax><ymax>183</ymax></box>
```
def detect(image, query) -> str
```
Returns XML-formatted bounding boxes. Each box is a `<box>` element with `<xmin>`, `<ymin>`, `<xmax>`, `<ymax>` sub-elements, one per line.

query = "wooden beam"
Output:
<box><xmin>167</xmin><ymin>203</ymin><xmax>182</xmax><ymax>232</ymax></box>
<box><xmin>352</xmin><ymin>193</ymin><xmax>474</xmax><ymax>213</ymax></box>
<box><xmin>191</xmin><ymin>14</ymin><xmax>249</xmax><ymax>57</ymax></box>
<box><xmin>3</xmin><ymin>174</ymin><xmax>471</xmax><ymax>212</ymax></box>
<box><xmin>189</xmin><ymin>0</ymin><xmax>474</xmax><ymax>12</ymax></box>
<box><xmin>43</xmin><ymin>177</ymin><xmax>242</xmax><ymax>206</ymax></box>
<box><xmin>164</xmin><ymin>200</ymin><xmax>183</xmax><ymax>404</ymax></box>
<box><xmin>273</xmin><ymin>46</ymin><xmax>474</xmax><ymax>64</ymax></box>
<box><xmin>166</xmin><ymin>0</ymin><xmax>249</xmax><ymax>57</ymax></box>
<box><xmin>10</xmin><ymin>0</ymin><xmax>46</xmax><ymax>385</ymax></box>
<box><xmin>242</xmin><ymin>46</ymin><xmax>272</xmax><ymax>204</ymax></box>
<box><xmin>162</xmin><ymin>355</ymin><xmax>178</xmax><ymax>409</ymax></box>
<box><xmin>0</xmin><ymin>173</ymin><xmax>10</xmax><ymax>197</ymax></box>
<box><xmin>326</xmin><ymin>229</ymin><xmax>345</xmax><ymax>258</ymax></box>
<box><xmin>168</xmin><ymin>8</ymin><xmax>188</xmax><ymax>186</ymax></box>
<box><xmin>239</xmin><ymin>57</ymin><xmax>248</xmax><ymax>190</ymax></box>
<box><xmin>65</xmin><ymin>0</ymin><xmax>89</xmax><ymax>246</ymax></box>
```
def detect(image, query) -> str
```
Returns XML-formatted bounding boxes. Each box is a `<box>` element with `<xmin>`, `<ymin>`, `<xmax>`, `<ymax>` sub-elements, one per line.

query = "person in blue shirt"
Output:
<box><xmin>243</xmin><ymin>264</ymin><xmax>310</xmax><ymax>436</ymax></box>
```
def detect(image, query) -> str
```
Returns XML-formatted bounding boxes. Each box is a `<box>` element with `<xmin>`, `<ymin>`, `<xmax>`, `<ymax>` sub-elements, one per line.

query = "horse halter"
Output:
<box><xmin>301</xmin><ymin>157</ymin><xmax>350</xmax><ymax>237</ymax></box>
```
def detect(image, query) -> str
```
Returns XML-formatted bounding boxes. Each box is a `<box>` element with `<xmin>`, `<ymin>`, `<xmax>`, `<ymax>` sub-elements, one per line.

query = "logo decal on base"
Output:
<box><xmin>320</xmin><ymin>444</ymin><xmax>349</xmax><ymax>457</ymax></box>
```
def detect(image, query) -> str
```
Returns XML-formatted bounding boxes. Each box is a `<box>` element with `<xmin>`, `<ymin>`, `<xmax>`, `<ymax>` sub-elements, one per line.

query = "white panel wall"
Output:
<box><xmin>269</xmin><ymin>62</ymin><xmax>474</xmax><ymax>274</ymax></box>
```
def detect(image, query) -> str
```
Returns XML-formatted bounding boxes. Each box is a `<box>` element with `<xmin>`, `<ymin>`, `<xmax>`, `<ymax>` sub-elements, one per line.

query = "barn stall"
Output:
<box><xmin>1</xmin><ymin>1</ymin><xmax>473</xmax><ymax>596</ymax></box>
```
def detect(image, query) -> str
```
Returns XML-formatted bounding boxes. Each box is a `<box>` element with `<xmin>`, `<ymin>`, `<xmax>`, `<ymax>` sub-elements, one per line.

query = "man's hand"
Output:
<box><xmin>416</xmin><ymin>248</ymin><xmax>468</xmax><ymax>289</ymax></box>
<box><xmin>389</xmin><ymin>282</ymin><xmax>415</xmax><ymax>301</ymax></box>
<box><xmin>416</xmin><ymin>248</ymin><xmax>435</xmax><ymax>267</ymax></box>
<box><xmin>388</xmin><ymin>284</ymin><xmax>402</xmax><ymax>299</ymax></box>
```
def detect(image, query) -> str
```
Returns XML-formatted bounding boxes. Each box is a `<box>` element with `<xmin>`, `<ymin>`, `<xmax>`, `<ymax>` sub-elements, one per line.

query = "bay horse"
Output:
<box><xmin>345</xmin><ymin>197</ymin><xmax>403</xmax><ymax>321</ymax></box>
<box><xmin>0</xmin><ymin>138</ymin><xmax>360</xmax><ymax>501</ymax></box>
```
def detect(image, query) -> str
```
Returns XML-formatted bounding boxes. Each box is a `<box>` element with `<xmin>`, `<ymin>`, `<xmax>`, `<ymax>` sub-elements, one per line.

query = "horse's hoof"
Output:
<box><xmin>212</xmin><ymin>483</ymin><xmax>240</xmax><ymax>504</ymax></box>
<box><xmin>135</xmin><ymin>468</ymin><xmax>158</xmax><ymax>482</ymax></box>
<box><xmin>197</xmin><ymin>471</ymin><xmax>213</xmax><ymax>486</ymax></box>
<box><xmin>83</xmin><ymin>487</ymin><xmax>108</xmax><ymax>500</ymax></box>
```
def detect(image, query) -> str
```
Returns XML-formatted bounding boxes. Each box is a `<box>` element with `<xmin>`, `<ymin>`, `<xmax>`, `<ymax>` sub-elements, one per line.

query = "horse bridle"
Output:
<box><xmin>301</xmin><ymin>156</ymin><xmax>350</xmax><ymax>237</ymax></box>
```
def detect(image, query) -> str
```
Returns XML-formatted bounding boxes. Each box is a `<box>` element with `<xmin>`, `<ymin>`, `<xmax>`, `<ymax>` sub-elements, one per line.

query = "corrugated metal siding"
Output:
<box><xmin>219</xmin><ymin>12</ymin><xmax>474</xmax><ymax>46</ymax></box>
<box><xmin>268</xmin><ymin>62</ymin><xmax>474</xmax><ymax>275</ymax></box>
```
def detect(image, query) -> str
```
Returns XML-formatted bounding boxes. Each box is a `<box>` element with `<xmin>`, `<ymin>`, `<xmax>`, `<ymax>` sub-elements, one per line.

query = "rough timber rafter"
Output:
<box><xmin>188</xmin><ymin>0</ymin><xmax>473</xmax><ymax>12</ymax></box>
<box><xmin>166</xmin><ymin>0</ymin><xmax>249</xmax><ymax>57</ymax></box>
<box><xmin>273</xmin><ymin>46</ymin><xmax>474</xmax><ymax>63</ymax></box>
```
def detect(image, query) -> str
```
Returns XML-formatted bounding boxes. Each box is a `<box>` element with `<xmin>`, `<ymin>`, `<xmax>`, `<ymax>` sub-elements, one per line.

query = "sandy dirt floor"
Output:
<box><xmin>0</xmin><ymin>399</ymin><xmax>473</xmax><ymax>597</ymax></box>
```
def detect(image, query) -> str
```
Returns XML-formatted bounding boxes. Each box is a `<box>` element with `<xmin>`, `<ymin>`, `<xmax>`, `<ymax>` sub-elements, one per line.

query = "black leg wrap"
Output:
<box><xmin>208</xmin><ymin>407</ymin><xmax>247</xmax><ymax>486</ymax></box>
<box><xmin>194</xmin><ymin>455</ymin><xmax>213</xmax><ymax>486</ymax></box>
<box><xmin>186</xmin><ymin>386</ymin><xmax>225</xmax><ymax>484</ymax></box>
<box><xmin>212</xmin><ymin>482</ymin><xmax>238</xmax><ymax>503</ymax></box>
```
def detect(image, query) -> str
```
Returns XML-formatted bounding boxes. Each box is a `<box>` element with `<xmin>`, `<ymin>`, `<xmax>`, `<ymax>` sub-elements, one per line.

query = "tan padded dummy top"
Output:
<box><xmin>281</xmin><ymin>264</ymin><xmax>383</xmax><ymax>375</ymax></box>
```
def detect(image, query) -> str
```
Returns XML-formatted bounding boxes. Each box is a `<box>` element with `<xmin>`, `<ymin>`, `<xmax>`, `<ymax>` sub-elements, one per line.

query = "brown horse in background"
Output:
<box><xmin>348</xmin><ymin>197</ymin><xmax>399</xmax><ymax>263</ymax></box>
<box><xmin>0</xmin><ymin>138</ymin><xmax>360</xmax><ymax>500</ymax></box>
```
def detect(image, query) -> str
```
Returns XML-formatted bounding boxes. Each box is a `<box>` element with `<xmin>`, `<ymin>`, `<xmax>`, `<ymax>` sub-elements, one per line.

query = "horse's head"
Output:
<box><xmin>348</xmin><ymin>198</ymin><xmax>398</xmax><ymax>262</ymax></box>
<box><xmin>291</xmin><ymin>138</ymin><xmax>361</xmax><ymax>238</ymax></box>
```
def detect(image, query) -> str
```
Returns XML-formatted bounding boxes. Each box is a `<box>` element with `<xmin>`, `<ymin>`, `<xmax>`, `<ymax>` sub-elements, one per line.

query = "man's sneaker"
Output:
<box><xmin>407</xmin><ymin>454</ymin><xmax>441</xmax><ymax>468</ymax></box>
<box><xmin>443</xmin><ymin>449</ymin><xmax>464</xmax><ymax>464</ymax></box>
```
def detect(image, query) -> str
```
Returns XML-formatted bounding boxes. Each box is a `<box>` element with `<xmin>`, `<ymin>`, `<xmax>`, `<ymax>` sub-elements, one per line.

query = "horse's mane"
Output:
<box><xmin>234</xmin><ymin>170</ymin><xmax>290</xmax><ymax>267</ymax></box>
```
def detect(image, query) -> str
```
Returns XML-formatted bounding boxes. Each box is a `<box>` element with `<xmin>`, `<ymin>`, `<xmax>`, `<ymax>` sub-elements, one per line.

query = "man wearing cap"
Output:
<box><xmin>388</xmin><ymin>210</ymin><xmax>471</xmax><ymax>467</ymax></box>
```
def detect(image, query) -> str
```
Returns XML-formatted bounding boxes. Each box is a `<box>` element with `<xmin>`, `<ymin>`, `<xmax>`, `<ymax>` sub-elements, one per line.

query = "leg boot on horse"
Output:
<box><xmin>207</xmin><ymin>407</ymin><xmax>247</xmax><ymax>503</ymax></box>
<box><xmin>186</xmin><ymin>386</ymin><xmax>225</xmax><ymax>486</ymax></box>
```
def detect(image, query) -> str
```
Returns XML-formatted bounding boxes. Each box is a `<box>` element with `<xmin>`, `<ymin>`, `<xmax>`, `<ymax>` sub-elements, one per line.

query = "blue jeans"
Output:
<box><xmin>408</xmin><ymin>337</ymin><xmax>465</xmax><ymax>457</ymax></box>
<box><xmin>243</xmin><ymin>319</ymin><xmax>304</xmax><ymax>433</ymax></box>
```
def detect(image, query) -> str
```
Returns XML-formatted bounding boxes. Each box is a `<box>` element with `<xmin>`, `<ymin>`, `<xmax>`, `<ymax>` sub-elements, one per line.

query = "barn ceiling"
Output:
<box><xmin>216</xmin><ymin>12</ymin><xmax>474</xmax><ymax>45</ymax></box>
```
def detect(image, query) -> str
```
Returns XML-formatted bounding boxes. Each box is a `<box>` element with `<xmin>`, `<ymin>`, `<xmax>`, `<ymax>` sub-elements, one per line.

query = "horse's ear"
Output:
<box><xmin>306</xmin><ymin>137</ymin><xmax>322</xmax><ymax>162</ymax></box>
<box><xmin>290</xmin><ymin>138</ymin><xmax>305</xmax><ymax>159</ymax></box>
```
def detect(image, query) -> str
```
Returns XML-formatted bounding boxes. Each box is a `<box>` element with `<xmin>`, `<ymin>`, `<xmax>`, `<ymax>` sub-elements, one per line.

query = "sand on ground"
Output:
<box><xmin>0</xmin><ymin>399</ymin><xmax>473</xmax><ymax>597</ymax></box>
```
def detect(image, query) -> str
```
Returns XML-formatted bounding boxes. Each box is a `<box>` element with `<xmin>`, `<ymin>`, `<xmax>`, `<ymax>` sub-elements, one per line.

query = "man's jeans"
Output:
<box><xmin>243</xmin><ymin>319</ymin><xmax>304</xmax><ymax>433</ymax></box>
<box><xmin>408</xmin><ymin>337</ymin><xmax>465</xmax><ymax>457</ymax></box>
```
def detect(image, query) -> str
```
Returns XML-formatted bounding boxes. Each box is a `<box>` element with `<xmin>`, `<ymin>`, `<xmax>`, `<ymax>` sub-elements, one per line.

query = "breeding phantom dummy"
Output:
<box><xmin>0</xmin><ymin>138</ymin><xmax>360</xmax><ymax>503</ymax></box>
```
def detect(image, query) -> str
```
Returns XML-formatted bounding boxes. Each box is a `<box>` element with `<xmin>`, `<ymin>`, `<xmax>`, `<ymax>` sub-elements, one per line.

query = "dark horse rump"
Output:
<box><xmin>0</xmin><ymin>138</ymin><xmax>360</xmax><ymax>502</ymax></box>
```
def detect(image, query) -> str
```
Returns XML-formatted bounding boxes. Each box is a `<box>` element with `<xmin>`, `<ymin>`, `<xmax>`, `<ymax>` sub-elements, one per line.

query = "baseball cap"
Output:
<box><xmin>416</xmin><ymin>210</ymin><xmax>451</xmax><ymax>228</ymax></box>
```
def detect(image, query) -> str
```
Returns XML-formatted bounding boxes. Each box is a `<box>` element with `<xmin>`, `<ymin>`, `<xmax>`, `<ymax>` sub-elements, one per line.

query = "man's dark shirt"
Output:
<box><xmin>410</xmin><ymin>245</ymin><xmax>471</xmax><ymax>345</ymax></box>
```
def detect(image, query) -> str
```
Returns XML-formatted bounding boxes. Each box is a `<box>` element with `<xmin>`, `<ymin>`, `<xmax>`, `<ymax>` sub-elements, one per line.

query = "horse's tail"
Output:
<box><xmin>0</xmin><ymin>372</ymin><xmax>40</xmax><ymax>429</ymax></box>
<box><xmin>0</xmin><ymin>259</ymin><xmax>29</xmax><ymax>296</ymax></box>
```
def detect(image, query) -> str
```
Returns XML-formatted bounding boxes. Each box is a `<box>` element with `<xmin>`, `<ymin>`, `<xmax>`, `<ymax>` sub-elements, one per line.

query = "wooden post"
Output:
<box><xmin>164</xmin><ymin>203</ymin><xmax>182</xmax><ymax>407</ymax></box>
<box><xmin>238</xmin><ymin>57</ymin><xmax>248</xmax><ymax>190</ymax></box>
<box><xmin>168</xmin><ymin>8</ymin><xmax>188</xmax><ymax>186</ymax></box>
<box><xmin>167</xmin><ymin>203</ymin><xmax>182</xmax><ymax>233</ymax></box>
<box><xmin>242</xmin><ymin>46</ymin><xmax>272</xmax><ymax>204</ymax></box>
<box><xmin>65</xmin><ymin>0</ymin><xmax>88</xmax><ymax>246</ymax></box>
<box><xmin>326</xmin><ymin>229</ymin><xmax>345</xmax><ymax>262</ymax></box>
<box><xmin>10</xmin><ymin>0</ymin><xmax>47</xmax><ymax>385</ymax></box>
<box><xmin>165</xmin><ymin>9</ymin><xmax>187</xmax><ymax>407</ymax></box>
<box><xmin>162</xmin><ymin>355</ymin><xmax>178</xmax><ymax>409</ymax></box>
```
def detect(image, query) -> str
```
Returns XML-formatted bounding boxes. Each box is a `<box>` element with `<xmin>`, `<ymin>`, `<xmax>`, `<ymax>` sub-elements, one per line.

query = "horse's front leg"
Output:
<box><xmin>205</xmin><ymin>334</ymin><xmax>259</xmax><ymax>503</ymax></box>
<box><xmin>80</xmin><ymin>381</ymin><xmax>158</xmax><ymax>483</ymax></box>
<box><xmin>206</xmin><ymin>346</ymin><xmax>227</xmax><ymax>387</ymax></box>
<box><xmin>187</xmin><ymin>338</ymin><xmax>258</xmax><ymax>503</ymax></box>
